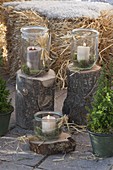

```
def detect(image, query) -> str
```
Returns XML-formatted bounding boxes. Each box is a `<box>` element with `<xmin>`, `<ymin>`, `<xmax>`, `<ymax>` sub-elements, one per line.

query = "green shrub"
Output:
<box><xmin>0</xmin><ymin>49</ymin><xmax>3</xmax><ymax>66</ymax></box>
<box><xmin>0</xmin><ymin>77</ymin><xmax>12</xmax><ymax>113</ymax></box>
<box><xmin>87</xmin><ymin>62</ymin><xmax>113</xmax><ymax>134</ymax></box>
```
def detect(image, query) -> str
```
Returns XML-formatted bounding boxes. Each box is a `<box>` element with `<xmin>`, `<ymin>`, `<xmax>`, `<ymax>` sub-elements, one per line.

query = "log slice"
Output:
<box><xmin>29</xmin><ymin>132</ymin><xmax>76</xmax><ymax>155</ymax></box>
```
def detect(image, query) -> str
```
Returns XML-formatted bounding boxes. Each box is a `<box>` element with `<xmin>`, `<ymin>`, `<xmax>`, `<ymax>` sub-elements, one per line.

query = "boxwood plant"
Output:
<box><xmin>87</xmin><ymin>62</ymin><xmax>113</xmax><ymax>134</ymax></box>
<box><xmin>0</xmin><ymin>77</ymin><xmax>12</xmax><ymax>113</ymax></box>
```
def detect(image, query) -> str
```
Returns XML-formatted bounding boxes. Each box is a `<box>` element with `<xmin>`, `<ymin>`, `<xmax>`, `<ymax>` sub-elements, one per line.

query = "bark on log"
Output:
<box><xmin>15</xmin><ymin>69</ymin><xmax>56</xmax><ymax>129</ymax></box>
<box><xmin>29</xmin><ymin>132</ymin><xmax>76</xmax><ymax>155</ymax></box>
<box><xmin>62</xmin><ymin>64</ymin><xmax>101</xmax><ymax>125</ymax></box>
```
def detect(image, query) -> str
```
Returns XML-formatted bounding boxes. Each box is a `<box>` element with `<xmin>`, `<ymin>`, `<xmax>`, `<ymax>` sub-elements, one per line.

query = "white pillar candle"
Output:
<box><xmin>42</xmin><ymin>115</ymin><xmax>56</xmax><ymax>133</ymax></box>
<box><xmin>27</xmin><ymin>46</ymin><xmax>42</xmax><ymax>70</ymax></box>
<box><xmin>77</xmin><ymin>43</ymin><xmax>90</xmax><ymax>62</ymax></box>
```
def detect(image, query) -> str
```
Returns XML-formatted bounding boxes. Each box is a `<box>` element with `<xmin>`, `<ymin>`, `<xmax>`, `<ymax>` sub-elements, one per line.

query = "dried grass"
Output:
<box><xmin>0</xmin><ymin>5</ymin><xmax>8</xmax><ymax>71</ymax></box>
<box><xmin>1</xmin><ymin>6</ymin><xmax>113</xmax><ymax>88</ymax></box>
<box><xmin>49</xmin><ymin>11</ymin><xmax>113</xmax><ymax>88</ymax></box>
<box><xmin>0</xmin><ymin>0</ymin><xmax>31</xmax><ymax>72</ymax></box>
<box><xmin>0</xmin><ymin>0</ymin><xmax>30</xmax><ymax>5</ymax></box>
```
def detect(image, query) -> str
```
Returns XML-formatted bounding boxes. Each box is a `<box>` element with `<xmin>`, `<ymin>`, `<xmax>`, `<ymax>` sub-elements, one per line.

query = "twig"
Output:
<box><xmin>52</xmin><ymin>153</ymin><xmax>66</xmax><ymax>162</ymax></box>
<box><xmin>84</xmin><ymin>81</ymin><xmax>98</xmax><ymax>99</ymax></box>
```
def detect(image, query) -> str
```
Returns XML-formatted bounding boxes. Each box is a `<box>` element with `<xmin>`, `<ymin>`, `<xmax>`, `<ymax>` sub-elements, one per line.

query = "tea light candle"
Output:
<box><xmin>77</xmin><ymin>43</ymin><xmax>90</xmax><ymax>62</ymax></box>
<box><xmin>27</xmin><ymin>46</ymin><xmax>42</xmax><ymax>70</ymax></box>
<box><xmin>42</xmin><ymin>115</ymin><xmax>56</xmax><ymax>133</ymax></box>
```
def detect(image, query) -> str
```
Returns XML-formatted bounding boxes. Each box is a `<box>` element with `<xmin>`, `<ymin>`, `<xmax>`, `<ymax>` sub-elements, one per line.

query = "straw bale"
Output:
<box><xmin>0</xmin><ymin>0</ymin><xmax>31</xmax><ymax>73</ymax></box>
<box><xmin>0</xmin><ymin>0</ymin><xmax>30</xmax><ymax>5</ymax></box>
<box><xmin>2</xmin><ymin>1</ymin><xmax>113</xmax><ymax>88</ymax></box>
<box><xmin>0</xmin><ymin>5</ymin><xmax>7</xmax><ymax>70</ymax></box>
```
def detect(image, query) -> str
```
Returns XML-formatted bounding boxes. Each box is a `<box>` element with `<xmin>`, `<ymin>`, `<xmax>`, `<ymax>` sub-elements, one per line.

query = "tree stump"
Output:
<box><xmin>15</xmin><ymin>69</ymin><xmax>56</xmax><ymax>129</ymax></box>
<box><xmin>29</xmin><ymin>132</ymin><xmax>76</xmax><ymax>155</ymax></box>
<box><xmin>62</xmin><ymin>64</ymin><xmax>101</xmax><ymax>125</ymax></box>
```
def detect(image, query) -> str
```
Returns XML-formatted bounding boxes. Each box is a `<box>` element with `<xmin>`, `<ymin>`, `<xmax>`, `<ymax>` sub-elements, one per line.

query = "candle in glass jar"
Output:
<box><xmin>42</xmin><ymin>115</ymin><xmax>56</xmax><ymax>133</ymax></box>
<box><xmin>77</xmin><ymin>43</ymin><xmax>90</xmax><ymax>62</ymax></box>
<box><xmin>27</xmin><ymin>46</ymin><xmax>42</xmax><ymax>70</ymax></box>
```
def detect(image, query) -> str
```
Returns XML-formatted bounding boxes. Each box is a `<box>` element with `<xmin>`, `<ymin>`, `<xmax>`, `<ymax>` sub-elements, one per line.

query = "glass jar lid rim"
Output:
<box><xmin>20</xmin><ymin>26</ymin><xmax>49</xmax><ymax>34</ymax></box>
<box><xmin>72</xmin><ymin>28</ymin><xmax>99</xmax><ymax>36</ymax></box>
<box><xmin>34</xmin><ymin>111</ymin><xmax>62</xmax><ymax>120</ymax></box>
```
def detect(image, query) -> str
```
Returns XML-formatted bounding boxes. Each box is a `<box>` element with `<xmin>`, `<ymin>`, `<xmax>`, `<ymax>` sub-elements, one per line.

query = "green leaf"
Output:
<box><xmin>87</xmin><ymin>61</ymin><xmax>113</xmax><ymax>134</ymax></box>
<box><xmin>0</xmin><ymin>77</ymin><xmax>12</xmax><ymax>113</ymax></box>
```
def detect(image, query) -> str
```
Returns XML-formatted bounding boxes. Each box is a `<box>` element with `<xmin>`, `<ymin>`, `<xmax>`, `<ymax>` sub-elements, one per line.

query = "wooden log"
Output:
<box><xmin>62</xmin><ymin>64</ymin><xmax>101</xmax><ymax>125</ymax></box>
<box><xmin>29</xmin><ymin>132</ymin><xmax>76</xmax><ymax>155</ymax></box>
<box><xmin>15</xmin><ymin>69</ymin><xmax>56</xmax><ymax>130</ymax></box>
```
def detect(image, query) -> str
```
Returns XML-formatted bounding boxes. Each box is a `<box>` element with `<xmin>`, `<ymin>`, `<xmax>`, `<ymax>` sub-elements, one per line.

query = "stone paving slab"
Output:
<box><xmin>38</xmin><ymin>132</ymin><xmax>113</xmax><ymax>170</ymax></box>
<box><xmin>0</xmin><ymin>135</ymin><xmax>44</xmax><ymax>168</ymax></box>
<box><xmin>0</xmin><ymin>162</ymin><xmax>33</xmax><ymax>170</ymax></box>
<box><xmin>1</xmin><ymin>80</ymin><xmax>113</xmax><ymax>170</ymax></box>
<box><xmin>1</xmin><ymin>131</ymin><xmax>113</xmax><ymax>170</ymax></box>
<box><xmin>38</xmin><ymin>155</ymin><xmax>113</xmax><ymax>170</ymax></box>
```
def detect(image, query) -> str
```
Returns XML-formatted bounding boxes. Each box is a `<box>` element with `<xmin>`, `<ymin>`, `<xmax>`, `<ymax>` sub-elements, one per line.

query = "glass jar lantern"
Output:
<box><xmin>34</xmin><ymin>111</ymin><xmax>62</xmax><ymax>140</ymax></box>
<box><xmin>71</xmin><ymin>28</ymin><xmax>99</xmax><ymax>70</ymax></box>
<box><xmin>20</xmin><ymin>26</ymin><xmax>51</xmax><ymax>76</ymax></box>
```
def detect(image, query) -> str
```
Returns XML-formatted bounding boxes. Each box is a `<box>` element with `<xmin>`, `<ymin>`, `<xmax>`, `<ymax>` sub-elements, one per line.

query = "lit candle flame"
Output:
<box><xmin>83</xmin><ymin>43</ymin><xmax>86</xmax><ymax>47</ymax></box>
<box><xmin>47</xmin><ymin>115</ymin><xmax>50</xmax><ymax>119</ymax></box>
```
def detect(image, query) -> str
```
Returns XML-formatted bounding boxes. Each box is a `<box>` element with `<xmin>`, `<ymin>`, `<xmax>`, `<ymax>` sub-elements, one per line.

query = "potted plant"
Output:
<box><xmin>87</xmin><ymin>62</ymin><xmax>113</xmax><ymax>157</ymax></box>
<box><xmin>0</xmin><ymin>76</ymin><xmax>13</xmax><ymax>136</ymax></box>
